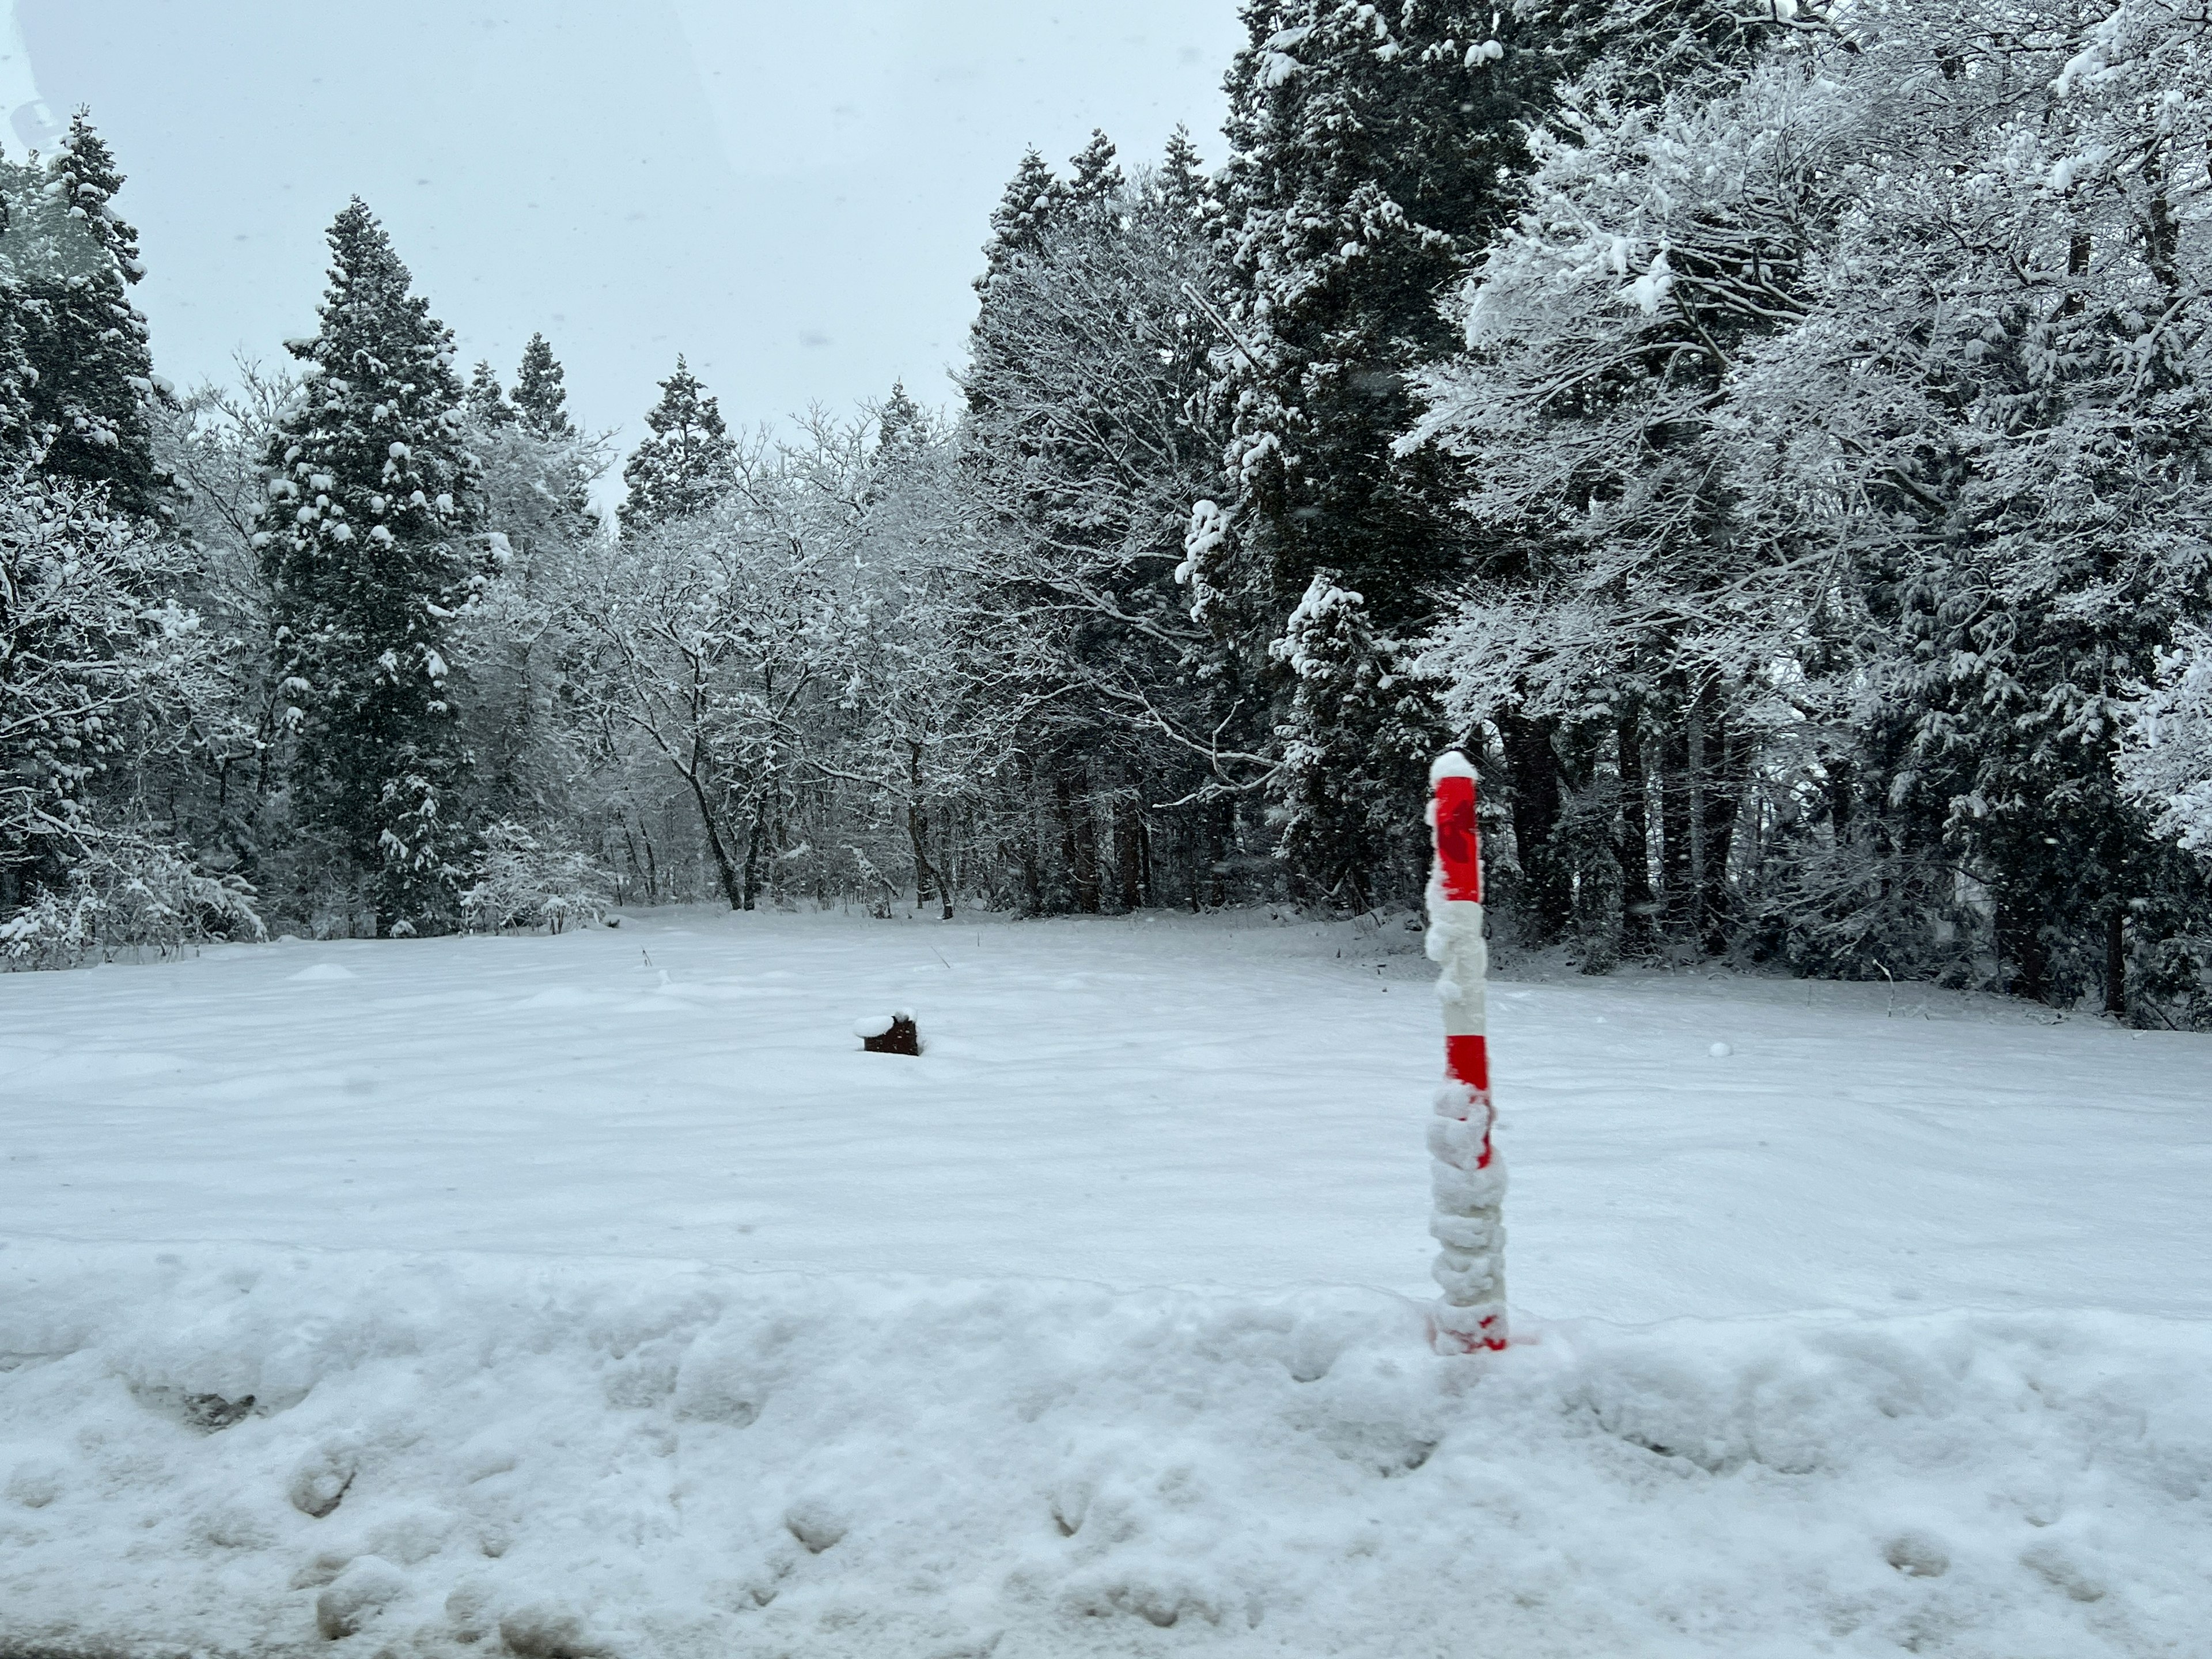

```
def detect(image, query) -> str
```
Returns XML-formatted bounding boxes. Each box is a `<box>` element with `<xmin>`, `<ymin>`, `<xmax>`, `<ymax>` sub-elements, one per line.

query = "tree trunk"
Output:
<box><xmin>939</xmin><ymin>817</ymin><xmax>957</xmax><ymax>921</ymax></box>
<box><xmin>1207</xmin><ymin>799</ymin><xmax>1232</xmax><ymax>908</ymax></box>
<box><xmin>2105</xmin><ymin>911</ymin><xmax>2127</xmax><ymax>1016</ymax></box>
<box><xmin>1615</xmin><ymin>708</ymin><xmax>1657</xmax><ymax>957</ymax></box>
<box><xmin>1502</xmin><ymin>714</ymin><xmax>1568</xmax><ymax>945</ymax></box>
<box><xmin>1115</xmin><ymin>784</ymin><xmax>1145</xmax><ymax>913</ymax></box>
<box><xmin>1014</xmin><ymin>751</ymin><xmax>1044</xmax><ymax>916</ymax></box>
<box><xmin>1660</xmin><ymin>707</ymin><xmax>1694</xmax><ymax>939</ymax></box>
<box><xmin>2000</xmin><ymin>896</ymin><xmax>2047</xmax><ymax>1002</ymax></box>
<box><xmin>1827</xmin><ymin>756</ymin><xmax>1854</xmax><ymax>842</ymax></box>
<box><xmin>740</xmin><ymin>797</ymin><xmax>771</xmax><ymax>913</ymax></box>
<box><xmin>681</xmin><ymin>769</ymin><xmax>746</xmax><ymax>911</ymax></box>
<box><xmin>1055</xmin><ymin>759</ymin><xmax>1101</xmax><ymax>914</ymax></box>
<box><xmin>1696</xmin><ymin>683</ymin><xmax>1741</xmax><ymax>955</ymax></box>
<box><xmin>907</xmin><ymin>744</ymin><xmax>937</xmax><ymax>915</ymax></box>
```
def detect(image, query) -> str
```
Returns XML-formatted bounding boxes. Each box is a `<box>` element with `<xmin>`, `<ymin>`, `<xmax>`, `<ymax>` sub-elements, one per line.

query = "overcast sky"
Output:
<box><xmin>12</xmin><ymin>1</ymin><xmax>1247</xmax><ymax>461</ymax></box>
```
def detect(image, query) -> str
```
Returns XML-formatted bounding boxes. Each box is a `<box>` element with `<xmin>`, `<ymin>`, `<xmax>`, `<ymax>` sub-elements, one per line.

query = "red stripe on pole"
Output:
<box><xmin>1433</xmin><ymin>773</ymin><xmax>1482</xmax><ymax>903</ymax></box>
<box><xmin>1434</xmin><ymin>1310</ymin><xmax>1506</xmax><ymax>1356</ymax></box>
<box><xmin>1445</xmin><ymin>1033</ymin><xmax>1491</xmax><ymax>1096</ymax></box>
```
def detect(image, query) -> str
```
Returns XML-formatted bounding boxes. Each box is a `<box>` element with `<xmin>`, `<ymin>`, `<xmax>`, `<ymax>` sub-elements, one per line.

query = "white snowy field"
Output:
<box><xmin>2</xmin><ymin>907</ymin><xmax>2209</xmax><ymax>1658</ymax></box>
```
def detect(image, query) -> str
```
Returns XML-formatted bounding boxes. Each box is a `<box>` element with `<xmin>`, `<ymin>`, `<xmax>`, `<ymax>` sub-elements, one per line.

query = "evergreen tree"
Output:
<box><xmin>0</xmin><ymin>165</ymin><xmax>41</xmax><ymax>464</ymax></box>
<box><xmin>619</xmin><ymin>356</ymin><xmax>735</xmax><ymax>536</ymax></box>
<box><xmin>464</xmin><ymin>360</ymin><xmax>516</xmax><ymax>427</ymax></box>
<box><xmin>1067</xmin><ymin>128</ymin><xmax>1123</xmax><ymax>210</ymax></box>
<box><xmin>502</xmin><ymin>332</ymin><xmax>593</xmax><ymax>525</ymax></box>
<box><xmin>16</xmin><ymin>113</ymin><xmax>162</xmax><ymax>517</ymax></box>
<box><xmin>975</xmin><ymin>149</ymin><xmax>1066</xmax><ymax>291</ymax></box>
<box><xmin>962</xmin><ymin>141</ymin><xmax>1248</xmax><ymax>912</ymax></box>
<box><xmin>874</xmin><ymin>379</ymin><xmax>926</xmax><ymax>468</ymax></box>
<box><xmin>1271</xmin><ymin>572</ymin><xmax>1436</xmax><ymax>908</ymax></box>
<box><xmin>1157</xmin><ymin>125</ymin><xmax>1211</xmax><ymax>221</ymax></box>
<box><xmin>513</xmin><ymin>332</ymin><xmax>577</xmax><ymax>440</ymax></box>
<box><xmin>256</xmin><ymin>199</ymin><xmax>481</xmax><ymax>936</ymax></box>
<box><xmin>1213</xmin><ymin>1</ymin><xmax>1540</xmax><ymax>625</ymax></box>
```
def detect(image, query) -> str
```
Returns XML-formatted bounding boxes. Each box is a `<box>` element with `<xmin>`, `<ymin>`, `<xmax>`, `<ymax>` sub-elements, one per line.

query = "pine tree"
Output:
<box><xmin>975</xmin><ymin>149</ymin><xmax>1066</xmax><ymax>291</ymax></box>
<box><xmin>513</xmin><ymin>332</ymin><xmax>577</xmax><ymax>440</ymax></box>
<box><xmin>1157</xmin><ymin>125</ymin><xmax>1211</xmax><ymax>221</ymax></box>
<box><xmin>464</xmin><ymin>360</ymin><xmax>516</xmax><ymax>427</ymax></box>
<box><xmin>509</xmin><ymin>332</ymin><xmax>594</xmax><ymax>525</ymax></box>
<box><xmin>1067</xmin><ymin>128</ymin><xmax>1123</xmax><ymax>210</ymax></box>
<box><xmin>874</xmin><ymin>380</ymin><xmax>926</xmax><ymax>468</ymax></box>
<box><xmin>256</xmin><ymin>199</ymin><xmax>481</xmax><ymax>936</ymax></box>
<box><xmin>0</xmin><ymin>160</ymin><xmax>41</xmax><ymax>464</ymax></box>
<box><xmin>17</xmin><ymin>113</ymin><xmax>162</xmax><ymax>517</ymax></box>
<box><xmin>619</xmin><ymin>356</ymin><xmax>734</xmax><ymax>536</ymax></box>
<box><xmin>1213</xmin><ymin>1</ymin><xmax>1541</xmax><ymax>624</ymax></box>
<box><xmin>1271</xmin><ymin>572</ymin><xmax>1437</xmax><ymax>908</ymax></box>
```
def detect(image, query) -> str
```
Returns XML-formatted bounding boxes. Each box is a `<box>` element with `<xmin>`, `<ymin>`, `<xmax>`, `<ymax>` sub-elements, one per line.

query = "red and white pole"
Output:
<box><xmin>1426</xmin><ymin>750</ymin><xmax>1507</xmax><ymax>1354</ymax></box>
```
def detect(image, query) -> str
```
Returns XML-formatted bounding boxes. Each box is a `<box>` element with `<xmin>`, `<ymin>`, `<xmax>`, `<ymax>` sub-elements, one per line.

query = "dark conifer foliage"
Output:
<box><xmin>513</xmin><ymin>332</ymin><xmax>577</xmax><ymax>440</ymax></box>
<box><xmin>1210</xmin><ymin>1</ymin><xmax>1541</xmax><ymax>626</ymax></box>
<box><xmin>1066</xmin><ymin>128</ymin><xmax>1124</xmax><ymax>209</ymax></box>
<box><xmin>16</xmin><ymin>113</ymin><xmax>163</xmax><ymax>517</ymax></box>
<box><xmin>975</xmin><ymin>149</ymin><xmax>1066</xmax><ymax>291</ymax></box>
<box><xmin>464</xmin><ymin>360</ymin><xmax>516</xmax><ymax>427</ymax></box>
<box><xmin>618</xmin><ymin>356</ymin><xmax>735</xmax><ymax>536</ymax></box>
<box><xmin>255</xmin><ymin>199</ymin><xmax>481</xmax><ymax>936</ymax></box>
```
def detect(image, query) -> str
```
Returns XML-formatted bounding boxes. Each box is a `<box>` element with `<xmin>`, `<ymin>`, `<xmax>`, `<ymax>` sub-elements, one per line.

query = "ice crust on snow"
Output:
<box><xmin>3</xmin><ymin>1244</ymin><xmax>2207</xmax><ymax>1659</ymax></box>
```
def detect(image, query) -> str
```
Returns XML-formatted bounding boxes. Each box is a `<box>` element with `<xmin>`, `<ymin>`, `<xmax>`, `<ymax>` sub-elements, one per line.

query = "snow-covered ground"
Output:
<box><xmin>3</xmin><ymin>908</ymin><xmax>2208</xmax><ymax>1657</ymax></box>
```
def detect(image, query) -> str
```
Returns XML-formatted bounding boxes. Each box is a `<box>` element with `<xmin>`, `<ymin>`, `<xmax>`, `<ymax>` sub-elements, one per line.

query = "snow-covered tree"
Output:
<box><xmin>1271</xmin><ymin>573</ymin><xmax>1437</xmax><ymax>908</ymax></box>
<box><xmin>513</xmin><ymin>332</ymin><xmax>577</xmax><ymax>441</ymax></box>
<box><xmin>1413</xmin><ymin>0</ymin><xmax>2212</xmax><ymax>1005</ymax></box>
<box><xmin>11</xmin><ymin>113</ymin><xmax>164</xmax><ymax>517</ymax></box>
<box><xmin>0</xmin><ymin>471</ymin><xmax>238</xmax><ymax>948</ymax></box>
<box><xmin>1210</xmin><ymin>0</ymin><xmax>1541</xmax><ymax>621</ymax></box>
<box><xmin>452</xmin><ymin>334</ymin><xmax>611</xmax><ymax>838</ymax></box>
<box><xmin>2122</xmin><ymin>630</ymin><xmax>2212</xmax><ymax>859</ymax></box>
<box><xmin>573</xmin><ymin>431</ymin><xmax>859</xmax><ymax>910</ymax></box>
<box><xmin>963</xmin><ymin>138</ymin><xmax>1259</xmax><ymax>912</ymax></box>
<box><xmin>1066</xmin><ymin>128</ymin><xmax>1123</xmax><ymax>210</ymax></box>
<box><xmin>975</xmin><ymin>148</ymin><xmax>1067</xmax><ymax>291</ymax></box>
<box><xmin>459</xmin><ymin>818</ymin><xmax>611</xmax><ymax>934</ymax></box>
<box><xmin>619</xmin><ymin>356</ymin><xmax>736</xmax><ymax>537</ymax></box>
<box><xmin>256</xmin><ymin>199</ymin><xmax>482</xmax><ymax>936</ymax></box>
<box><xmin>150</xmin><ymin>362</ymin><xmax>304</xmax><ymax>881</ymax></box>
<box><xmin>464</xmin><ymin>359</ymin><xmax>515</xmax><ymax>427</ymax></box>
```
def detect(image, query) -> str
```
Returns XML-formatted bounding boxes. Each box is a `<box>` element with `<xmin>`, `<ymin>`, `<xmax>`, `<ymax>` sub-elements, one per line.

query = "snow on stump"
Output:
<box><xmin>855</xmin><ymin>1010</ymin><xmax>921</xmax><ymax>1056</ymax></box>
<box><xmin>1426</xmin><ymin>750</ymin><xmax>1508</xmax><ymax>1354</ymax></box>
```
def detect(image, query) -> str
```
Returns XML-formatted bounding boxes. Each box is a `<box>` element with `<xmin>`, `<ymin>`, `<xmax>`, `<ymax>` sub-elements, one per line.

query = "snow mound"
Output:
<box><xmin>3</xmin><ymin>1242</ymin><xmax>2206</xmax><ymax>1658</ymax></box>
<box><xmin>516</xmin><ymin>987</ymin><xmax>602</xmax><ymax>1009</ymax></box>
<box><xmin>288</xmin><ymin>963</ymin><xmax>358</xmax><ymax>983</ymax></box>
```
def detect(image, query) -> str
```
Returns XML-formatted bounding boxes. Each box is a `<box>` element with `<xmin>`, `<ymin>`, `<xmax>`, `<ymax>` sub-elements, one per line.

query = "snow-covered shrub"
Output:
<box><xmin>2120</xmin><ymin>629</ymin><xmax>2212</xmax><ymax>860</ymax></box>
<box><xmin>0</xmin><ymin>835</ymin><xmax>263</xmax><ymax>970</ymax></box>
<box><xmin>460</xmin><ymin>820</ymin><xmax>612</xmax><ymax>934</ymax></box>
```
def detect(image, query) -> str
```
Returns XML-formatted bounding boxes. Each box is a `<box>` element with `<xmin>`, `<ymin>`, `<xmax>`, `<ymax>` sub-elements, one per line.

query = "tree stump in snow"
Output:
<box><xmin>855</xmin><ymin>1012</ymin><xmax>921</xmax><ymax>1056</ymax></box>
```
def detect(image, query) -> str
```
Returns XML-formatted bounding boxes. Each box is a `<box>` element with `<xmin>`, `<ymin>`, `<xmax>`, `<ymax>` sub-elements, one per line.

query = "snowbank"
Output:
<box><xmin>4</xmin><ymin>1241</ymin><xmax>2205</xmax><ymax>1659</ymax></box>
